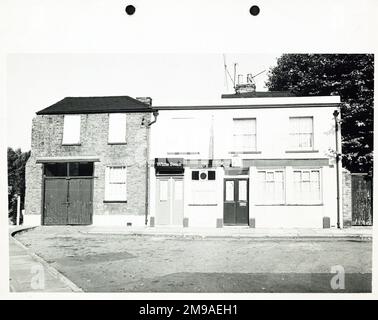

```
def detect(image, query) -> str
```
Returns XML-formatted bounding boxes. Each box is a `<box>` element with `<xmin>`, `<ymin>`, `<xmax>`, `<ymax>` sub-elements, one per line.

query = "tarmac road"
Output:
<box><xmin>14</xmin><ymin>226</ymin><xmax>372</xmax><ymax>293</ymax></box>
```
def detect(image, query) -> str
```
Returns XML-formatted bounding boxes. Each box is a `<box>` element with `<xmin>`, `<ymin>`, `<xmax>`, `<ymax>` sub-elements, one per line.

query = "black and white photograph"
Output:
<box><xmin>0</xmin><ymin>0</ymin><xmax>377</xmax><ymax>305</ymax></box>
<box><xmin>5</xmin><ymin>53</ymin><xmax>373</xmax><ymax>293</ymax></box>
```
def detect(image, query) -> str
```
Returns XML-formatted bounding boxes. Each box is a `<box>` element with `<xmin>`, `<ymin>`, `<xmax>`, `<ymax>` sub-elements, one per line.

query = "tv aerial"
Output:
<box><xmin>223</xmin><ymin>55</ymin><xmax>266</xmax><ymax>94</ymax></box>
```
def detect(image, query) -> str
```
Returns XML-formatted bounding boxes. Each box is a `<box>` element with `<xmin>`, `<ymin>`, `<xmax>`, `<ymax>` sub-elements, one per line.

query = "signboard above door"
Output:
<box><xmin>155</xmin><ymin>158</ymin><xmax>184</xmax><ymax>174</ymax></box>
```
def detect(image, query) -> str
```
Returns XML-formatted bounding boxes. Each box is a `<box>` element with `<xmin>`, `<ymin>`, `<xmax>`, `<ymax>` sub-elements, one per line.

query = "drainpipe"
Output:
<box><xmin>148</xmin><ymin>110</ymin><xmax>159</xmax><ymax>127</ymax></box>
<box><xmin>145</xmin><ymin>110</ymin><xmax>159</xmax><ymax>226</ymax></box>
<box><xmin>333</xmin><ymin>109</ymin><xmax>341</xmax><ymax>229</ymax></box>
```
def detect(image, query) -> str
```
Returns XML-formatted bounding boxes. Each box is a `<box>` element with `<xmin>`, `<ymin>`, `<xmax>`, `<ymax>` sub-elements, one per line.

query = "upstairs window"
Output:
<box><xmin>62</xmin><ymin>115</ymin><xmax>81</xmax><ymax>145</ymax></box>
<box><xmin>167</xmin><ymin>117</ymin><xmax>200</xmax><ymax>154</ymax></box>
<box><xmin>105</xmin><ymin>166</ymin><xmax>127</xmax><ymax>201</ymax></box>
<box><xmin>289</xmin><ymin>117</ymin><xmax>313</xmax><ymax>149</ymax></box>
<box><xmin>233</xmin><ymin>118</ymin><xmax>256</xmax><ymax>152</ymax></box>
<box><xmin>108</xmin><ymin>113</ymin><xmax>127</xmax><ymax>144</ymax></box>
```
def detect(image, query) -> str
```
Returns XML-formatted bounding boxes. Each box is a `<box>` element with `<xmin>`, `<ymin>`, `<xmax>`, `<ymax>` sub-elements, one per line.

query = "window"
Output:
<box><xmin>62</xmin><ymin>115</ymin><xmax>81</xmax><ymax>145</ymax></box>
<box><xmin>225</xmin><ymin>180</ymin><xmax>234</xmax><ymax>201</ymax></box>
<box><xmin>167</xmin><ymin>117</ymin><xmax>200</xmax><ymax>154</ymax></box>
<box><xmin>159</xmin><ymin>180</ymin><xmax>168</xmax><ymax>201</ymax></box>
<box><xmin>105</xmin><ymin>166</ymin><xmax>127</xmax><ymax>201</ymax></box>
<box><xmin>233</xmin><ymin>118</ymin><xmax>256</xmax><ymax>152</ymax></box>
<box><xmin>44</xmin><ymin>162</ymin><xmax>93</xmax><ymax>177</ymax></box>
<box><xmin>192</xmin><ymin>171</ymin><xmax>199</xmax><ymax>180</ymax></box>
<box><xmin>108</xmin><ymin>113</ymin><xmax>127</xmax><ymax>144</ymax></box>
<box><xmin>208</xmin><ymin>170</ymin><xmax>216</xmax><ymax>180</ymax></box>
<box><xmin>289</xmin><ymin>117</ymin><xmax>313</xmax><ymax>149</ymax></box>
<box><xmin>256</xmin><ymin>170</ymin><xmax>285</xmax><ymax>204</ymax></box>
<box><xmin>292</xmin><ymin>169</ymin><xmax>321</xmax><ymax>204</ymax></box>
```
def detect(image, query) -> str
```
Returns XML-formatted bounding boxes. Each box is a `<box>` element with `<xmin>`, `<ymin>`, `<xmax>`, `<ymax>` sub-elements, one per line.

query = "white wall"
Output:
<box><xmin>150</xmin><ymin>106</ymin><xmax>338</xmax><ymax>161</ymax></box>
<box><xmin>149</xmin><ymin>98</ymin><xmax>341</xmax><ymax>228</ymax></box>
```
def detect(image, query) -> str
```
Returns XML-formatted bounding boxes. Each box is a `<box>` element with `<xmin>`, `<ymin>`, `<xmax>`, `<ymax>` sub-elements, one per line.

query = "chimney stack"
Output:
<box><xmin>136</xmin><ymin>97</ymin><xmax>152</xmax><ymax>106</ymax></box>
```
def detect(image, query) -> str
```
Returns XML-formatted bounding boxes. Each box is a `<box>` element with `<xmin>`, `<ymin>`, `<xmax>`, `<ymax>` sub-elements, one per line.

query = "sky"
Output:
<box><xmin>6</xmin><ymin>53</ymin><xmax>281</xmax><ymax>151</ymax></box>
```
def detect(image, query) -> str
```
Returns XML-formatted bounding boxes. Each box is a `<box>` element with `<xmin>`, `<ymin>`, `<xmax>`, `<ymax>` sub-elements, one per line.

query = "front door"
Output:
<box><xmin>156</xmin><ymin>177</ymin><xmax>184</xmax><ymax>226</ymax></box>
<box><xmin>223</xmin><ymin>178</ymin><xmax>249</xmax><ymax>225</ymax></box>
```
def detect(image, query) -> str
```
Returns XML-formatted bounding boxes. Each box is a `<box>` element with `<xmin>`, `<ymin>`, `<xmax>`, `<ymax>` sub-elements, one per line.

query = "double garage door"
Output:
<box><xmin>43</xmin><ymin>162</ymin><xmax>93</xmax><ymax>225</ymax></box>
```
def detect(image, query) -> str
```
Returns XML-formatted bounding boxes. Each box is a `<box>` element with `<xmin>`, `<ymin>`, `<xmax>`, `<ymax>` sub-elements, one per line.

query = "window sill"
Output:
<box><xmin>255</xmin><ymin>203</ymin><xmax>323</xmax><ymax>206</ymax></box>
<box><xmin>62</xmin><ymin>143</ymin><xmax>81</xmax><ymax>146</ymax></box>
<box><xmin>229</xmin><ymin>151</ymin><xmax>262</xmax><ymax>154</ymax></box>
<box><xmin>285</xmin><ymin>150</ymin><xmax>319</xmax><ymax>153</ymax></box>
<box><xmin>103</xmin><ymin>200</ymin><xmax>127</xmax><ymax>203</ymax></box>
<box><xmin>188</xmin><ymin>204</ymin><xmax>218</xmax><ymax>206</ymax></box>
<box><xmin>108</xmin><ymin>142</ymin><xmax>127</xmax><ymax>145</ymax></box>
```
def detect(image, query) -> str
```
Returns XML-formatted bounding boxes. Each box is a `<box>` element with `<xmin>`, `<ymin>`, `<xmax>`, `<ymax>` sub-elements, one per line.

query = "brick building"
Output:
<box><xmin>24</xmin><ymin>96</ymin><xmax>152</xmax><ymax>226</ymax></box>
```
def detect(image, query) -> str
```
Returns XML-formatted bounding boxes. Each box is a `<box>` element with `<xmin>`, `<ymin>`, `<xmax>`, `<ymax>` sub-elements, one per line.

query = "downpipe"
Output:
<box><xmin>333</xmin><ymin>109</ymin><xmax>341</xmax><ymax>229</ymax></box>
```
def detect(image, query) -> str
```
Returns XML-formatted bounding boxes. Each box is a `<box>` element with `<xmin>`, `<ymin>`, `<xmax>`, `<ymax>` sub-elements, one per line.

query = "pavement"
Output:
<box><xmin>9</xmin><ymin>226</ymin><xmax>82</xmax><ymax>293</ymax></box>
<box><xmin>79</xmin><ymin>225</ymin><xmax>373</xmax><ymax>240</ymax></box>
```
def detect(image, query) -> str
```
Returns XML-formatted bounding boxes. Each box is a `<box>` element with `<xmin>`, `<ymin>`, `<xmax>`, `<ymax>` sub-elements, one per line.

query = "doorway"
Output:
<box><xmin>223</xmin><ymin>178</ymin><xmax>249</xmax><ymax>225</ymax></box>
<box><xmin>42</xmin><ymin>162</ymin><xmax>94</xmax><ymax>225</ymax></box>
<box><xmin>156</xmin><ymin>176</ymin><xmax>184</xmax><ymax>226</ymax></box>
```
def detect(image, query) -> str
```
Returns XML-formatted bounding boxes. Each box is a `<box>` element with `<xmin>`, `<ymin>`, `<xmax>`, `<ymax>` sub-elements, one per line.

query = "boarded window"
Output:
<box><xmin>292</xmin><ymin>169</ymin><xmax>321</xmax><ymax>203</ymax></box>
<box><xmin>105</xmin><ymin>166</ymin><xmax>127</xmax><ymax>201</ymax></box>
<box><xmin>289</xmin><ymin>117</ymin><xmax>313</xmax><ymax>149</ymax></box>
<box><xmin>233</xmin><ymin>118</ymin><xmax>256</xmax><ymax>152</ymax></box>
<box><xmin>256</xmin><ymin>170</ymin><xmax>285</xmax><ymax>204</ymax></box>
<box><xmin>62</xmin><ymin>115</ymin><xmax>81</xmax><ymax>145</ymax></box>
<box><xmin>108</xmin><ymin>113</ymin><xmax>127</xmax><ymax>143</ymax></box>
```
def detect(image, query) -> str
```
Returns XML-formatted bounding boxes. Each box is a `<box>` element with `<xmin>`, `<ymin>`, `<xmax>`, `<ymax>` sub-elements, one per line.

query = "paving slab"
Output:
<box><xmin>9</xmin><ymin>231</ymin><xmax>82</xmax><ymax>293</ymax></box>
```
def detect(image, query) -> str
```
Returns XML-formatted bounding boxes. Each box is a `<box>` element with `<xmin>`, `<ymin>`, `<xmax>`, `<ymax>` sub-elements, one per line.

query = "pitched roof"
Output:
<box><xmin>36</xmin><ymin>96</ymin><xmax>152</xmax><ymax>115</ymax></box>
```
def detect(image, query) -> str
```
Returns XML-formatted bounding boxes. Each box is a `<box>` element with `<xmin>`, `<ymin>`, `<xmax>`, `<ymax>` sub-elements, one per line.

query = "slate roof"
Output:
<box><xmin>36</xmin><ymin>96</ymin><xmax>152</xmax><ymax>115</ymax></box>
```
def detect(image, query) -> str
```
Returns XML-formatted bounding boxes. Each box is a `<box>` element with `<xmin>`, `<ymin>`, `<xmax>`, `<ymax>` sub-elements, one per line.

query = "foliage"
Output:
<box><xmin>8</xmin><ymin>147</ymin><xmax>30</xmax><ymax>224</ymax></box>
<box><xmin>266</xmin><ymin>54</ymin><xmax>374</xmax><ymax>175</ymax></box>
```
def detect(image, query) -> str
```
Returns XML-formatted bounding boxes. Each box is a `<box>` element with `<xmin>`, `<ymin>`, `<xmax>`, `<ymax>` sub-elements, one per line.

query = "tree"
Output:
<box><xmin>266</xmin><ymin>54</ymin><xmax>374</xmax><ymax>175</ymax></box>
<box><xmin>8</xmin><ymin>147</ymin><xmax>30</xmax><ymax>224</ymax></box>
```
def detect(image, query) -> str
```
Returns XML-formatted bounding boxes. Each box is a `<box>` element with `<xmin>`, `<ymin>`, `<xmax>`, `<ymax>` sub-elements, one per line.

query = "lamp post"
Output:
<box><xmin>333</xmin><ymin>109</ymin><xmax>341</xmax><ymax>229</ymax></box>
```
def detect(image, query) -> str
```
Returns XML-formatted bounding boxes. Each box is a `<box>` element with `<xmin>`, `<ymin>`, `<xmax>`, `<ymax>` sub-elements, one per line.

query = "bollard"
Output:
<box><xmin>16</xmin><ymin>195</ymin><xmax>21</xmax><ymax>226</ymax></box>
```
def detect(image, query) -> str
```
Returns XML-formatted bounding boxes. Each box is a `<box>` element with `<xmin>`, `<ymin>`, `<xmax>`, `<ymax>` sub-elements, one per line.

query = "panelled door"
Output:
<box><xmin>223</xmin><ymin>178</ymin><xmax>249</xmax><ymax>225</ymax></box>
<box><xmin>43</xmin><ymin>178</ymin><xmax>69</xmax><ymax>225</ymax></box>
<box><xmin>67</xmin><ymin>178</ymin><xmax>93</xmax><ymax>225</ymax></box>
<box><xmin>156</xmin><ymin>176</ymin><xmax>184</xmax><ymax>226</ymax></box>
<box><xmin>43</xmin><ymin>177</ymin><xmax>93</xmax><ymax>225</ymax></box>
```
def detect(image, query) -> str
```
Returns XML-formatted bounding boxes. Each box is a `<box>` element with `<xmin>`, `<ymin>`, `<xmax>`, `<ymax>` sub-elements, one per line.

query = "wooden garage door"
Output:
<box><xmin>43</xmin><ymin>178</ymin><xmax>69</xmax><ymax>225</ymax></box>
<box><xmin>67</xmin><ymin>178</ymin><xmax>93</xmax><ymax>225</ymax></box>
<box><xmin>43</xmin><ymin>162</ymin><xmax>94</xmax><ymax>225</ymax></box>
<box><xmin>43</xmin><ymin>178</ymin><xmax>93</xmax><ymax>225</ymax></box>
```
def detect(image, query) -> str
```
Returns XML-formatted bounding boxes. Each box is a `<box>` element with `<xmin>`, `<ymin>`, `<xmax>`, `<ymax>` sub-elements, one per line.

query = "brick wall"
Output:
<box><xmin>25</xmin><ymin>112</ymin><xmax>151</xmax><ymax>222</ymax></box>
<box><xmin>342</xmin><ymin>169</ymin><xmax>352</xmax><ymax>227</ymax></box>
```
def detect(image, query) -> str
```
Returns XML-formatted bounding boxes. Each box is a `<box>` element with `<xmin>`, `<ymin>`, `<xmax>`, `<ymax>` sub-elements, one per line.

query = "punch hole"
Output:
<box><xmin>250</xmin><ymin>5</ymin><xmax>260</xmax><ymax>16</ymax></box>
<box><xmin>125</xmin><ymin>5</ymin><xmax>136</xmax><ymax>15</ymax></box>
